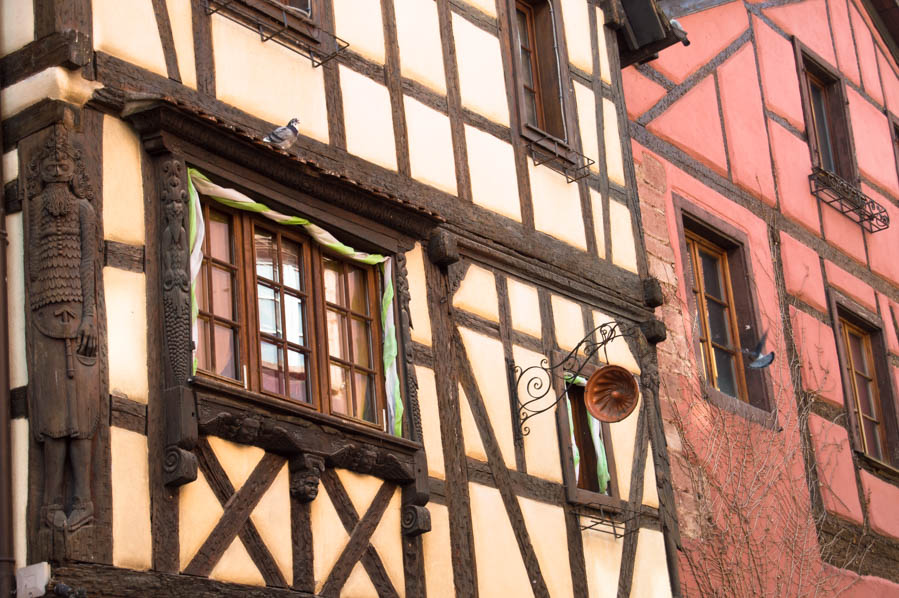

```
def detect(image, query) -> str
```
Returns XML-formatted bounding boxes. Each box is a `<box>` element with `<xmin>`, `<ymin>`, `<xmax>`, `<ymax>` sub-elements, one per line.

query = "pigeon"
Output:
<box><xmin>743</xmin><ymin>331</ymin><xmax>775</xmax><ymax>369</ymax></box>
<box><xmin>263</xmin><ymin>118</ymin><xmax>300</xmax><ymax>149</ymax></box>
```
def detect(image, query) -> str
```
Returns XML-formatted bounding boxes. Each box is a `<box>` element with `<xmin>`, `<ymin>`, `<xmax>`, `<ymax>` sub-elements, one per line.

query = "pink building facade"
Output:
<box><xmin>626</xmin><ymin>0</ymin><xmax>899</xmax><ymax>595</ymax></box>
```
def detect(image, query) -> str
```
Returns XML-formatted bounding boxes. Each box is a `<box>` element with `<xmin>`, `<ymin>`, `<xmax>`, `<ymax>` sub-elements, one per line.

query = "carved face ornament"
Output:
<box><xmin>40</xmin><ymin>150</ymin><xmax>75</xmax><ymax>184</ymax></box>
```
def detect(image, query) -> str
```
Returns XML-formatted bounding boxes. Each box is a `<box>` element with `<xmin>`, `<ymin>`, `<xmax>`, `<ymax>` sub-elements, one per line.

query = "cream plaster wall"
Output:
<box><xmin>453</xmin><ymin>264</ymin><xmax>499</xmax><ymax>322</ymax></box>
<box><xmin>468</xmin><ymin>482</ymin><xmax>532</xmax><ymax>596</ymax></box>
<box><xmin>111</xmin><ymin>427</ymin><xmax>152</xmax><ymax>570</ymax></box>
<box><xmin>630</xmin><ymin>529</ymin><xmax>673</xmax><ymax>598</ymax></box>
<box><xmin>212</xmin><ymin>16</ymin><xmax>328</xmax><ymax>143</ymax></box>
<box><xmin>336</xmin><ymin>468</ymin><xmax>382</xmax><ymax>516</ymax></box>
<box><xmin>590</xmin><ymin>188</ymin><xmax>606</xmax><ymax>258</ymax></box>
<box><xmin>552</xmin><ymin>294</ymin><xmax>585</xmax><ymax>352</ymax></box>
<box><xmin>453</xmin><ymin>14</ymin><xmax>510</xmax><ymax>126</ymax></box>
<box><xmin>250</xmin><ymin>462</ymin><xmax>292</xmax><ymax>585</ymax></box>
<box><xmin>343</xmin><ymin>562</ymin><xmax>379</xmax><ymax>596</ymax></box>
<box><xmin>1</xmin><ymin>0</ymin><xmax>34</xmax><ymax>56</ymax></box>
<box><xmin>608</xmin><ymin>392</ymin><xmax>640</xmax><ymax>500</ymax></box>
<box><xmin>333</xmin><ymin>0</ymin><xmax>385</xmax><ymax>64</ymax></box>
<box><xmin>574</xmin><ymin>82</ymin><xmax>600</xmax><ymax>173</ymax></box>
<box><xmin>561</xmin><ymin>0</ymin><xmax>593</xmax><ymax>73</ymax></box>
<box><xmin>596</xmin><ymin>8</ymin><xmax>612</xmax><ymax>84</ymax></box>
<box><xmin>592</xmin><ymin>310</ymin><xmax>640</xmax><ymax>373</ymax></box>
<box><xmin>341</xmin><ymin>66</ymin><xmax>397</xmax><ymax>171</ymax></box>
<box><xmin>529</xmin><ymin>162</ymin><xmax>587</xmax><ymax>250</ymax></box>
<box><xmin>166</xmin><ymin>0</ymin><xmax>198</xmax><ymax>89</ymax></box>
<box><xmin>416</xmin><ymin>366</ymin><xmax>445</xmax><ymax>477</ymax></box>
<box><xmin>460</xmin><ymin>0</ymin><xmax>496</xmax><ymax>17</ymax></box>
<box><xmin>582</xmin><ymin>522</ymin><xmax>623</xmax><ymax>598</ymax></box>
<box><xmin>93</xmin><ymin>0</ymin><xmax>168</xmax><ymax>78</ymax></box>
<box><xmin>7</xmin><ymin>213</ymin><xmax>26</xmax><ymax>388</ymax></box>
<box><xmin>459</xmin><ymin>327</ymin><xmax>516</xmax><ymax>468</ymax></box>
<box><xmin>208</xmin><ymin>435</ymin><xmax>265</xmax><ymax>492</ymax></box>
<box><xmin>460</xmin><ymin>384</ymin><xmax>487</xmax><ymax>461</ymax></box>
<box><xmin>520</xmin><ymin>497</ymin><xmax>572</xmax><ymax>596</ymax></box>
<box><xmin>405</xmin><ymin>244</ymin><xmax>432</xmax><ymax>346</ymax></box>
<box><xmin>507</xmin><ymin>278</ymin><xmax>541</xmax><ymax>339</ymax></box>
<box><xmin>514</xmin><ymin>346</ymin><xmax>561</xmax><ymax>483</ymax></box>
<box><xmin>405</xmin><ymin>96</ymin><xmax>457</xmax><ymax>194</ymax></box>
<box><xmin>609</xmin><ymin>199</ymin><xmax>638</xmax><ymax>273</ymax></box>
<box><xmin>103</xmin><ymin>116</ymin><xmax>145</xmax><ymax>245</ymax></box>
<box><xmin>394</xmin><ymin>0</ymin><xmax>446</xmax><ymax>94</ymax></box>
<box><xmin>104</xmin><ymin>268</ymin><xmax>149</xmax><ymax>403</ymax></box>
<box><xmin>11</xmin><ymin>418</ymin><xmax>28</xmax><ymax>570</ymax></box>
<box><xmin>369</xmin><ymin>487</ymin><xmax>405</xmax><ymax>597</ymax></box>
<box><xmin>312</xmin><ymin>481</ymin><xmax>350</xmax><ymax>592</ymax></box>
<box><xmin>0</xmin><ymin>68</ymin><xmax>100</xmax><ymax>119</ymax></box>
<box><xmin>465</xmin><ymin>125</ymin><xmax>521</xmax><ymax>221</ymax></box>
<box><xmin>422</xmin><ymin>503</ymin><xmax>454</xmax><ymax>598</ymax></box>
<box><xmin>643</xmin><ymin>449</ymin><xmax>659</xmax><ymax>508</ymax></box>
<box><xmin>603</xmin><ymin>98</ymin><xmax>626</xmax><ymax>186</ymax></box>
<box><xmin>2</xmin><ymin>150</ymin><xmax>17</xmax><ymax>184</ymax></box>
<box><xmin>210</xmin><ymin>538</ymin><xmax>265</xmax><ymax>586</ymax></box>
<box><xmin>179</xmin><ymin>469</ymin><xmax>225</xmax><ymax>569</ymax></box>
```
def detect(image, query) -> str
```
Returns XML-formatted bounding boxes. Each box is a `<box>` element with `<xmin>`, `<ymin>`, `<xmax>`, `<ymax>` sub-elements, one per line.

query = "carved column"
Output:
<box><xmin>155</xmin><ymin>155</ymin><xmax>198</xmax><ymax>487</ymax></box>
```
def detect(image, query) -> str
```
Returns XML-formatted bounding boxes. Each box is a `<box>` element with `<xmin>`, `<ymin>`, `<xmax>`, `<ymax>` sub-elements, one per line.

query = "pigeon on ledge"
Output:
<box><xmin>263</xmin><ymin>118</ymin><xmax>300</xmax><ymax>149</ymax></box>
<box><xmin>743</xmin><ymin>331</ymin><xmax>775</xmax><ymax>369</ymax></box>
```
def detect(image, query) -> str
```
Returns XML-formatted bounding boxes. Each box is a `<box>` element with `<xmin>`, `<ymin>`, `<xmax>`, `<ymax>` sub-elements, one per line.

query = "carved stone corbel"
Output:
<box><xmin>155</xmin><ymin>156</ymin><xmax>197</xmax><ymax>486</ymax></box>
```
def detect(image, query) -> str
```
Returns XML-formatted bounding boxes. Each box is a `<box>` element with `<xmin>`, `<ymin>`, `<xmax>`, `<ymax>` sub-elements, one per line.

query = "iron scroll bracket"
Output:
<box><xmin>511</xmin><ymin>321</ymin><xmax>632</xmax><ymax>436</ymax></box>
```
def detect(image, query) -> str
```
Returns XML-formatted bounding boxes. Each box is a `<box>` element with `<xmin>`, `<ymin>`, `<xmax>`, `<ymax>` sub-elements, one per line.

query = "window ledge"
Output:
<box><xmin>855</xmin><ymin>450</ymin><xmax>899</xmax><ymax>486</ymax></box>
<box><xmin>703</xmin><ymin>385</ymin><xmax>779</xmax><ymax>430</ymax></box>
<box><xmin>190</xmin><ymin>375</ymin><xmax>422</xmax><ymax>475</ymax></box>
<box><xmin>808</xmin><ymin>167</ymin><xmax>890</xmax><ymax>233</ymax></box>
<box><xmin>522</xmin><ymin>125</ymin><xmax>594</xmax><ymax>183</ymax></box>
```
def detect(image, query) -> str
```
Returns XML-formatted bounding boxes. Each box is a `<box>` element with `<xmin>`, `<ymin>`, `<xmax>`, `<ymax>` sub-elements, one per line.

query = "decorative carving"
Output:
<box><xmin>289</xmin><ymin>454</ymin><xmax>325</xmax><ymax>502</ymax></box>
<box><xmin>26</xmin><ymin>126</ymin><xmax>99</xmax><ymax>531</ymax></box>
<box><xmin>584</xmin><ymin>365</ymin><xmax>640</xmax><ymax>423</ymax></box>
<box><xmin>163</xmin><ymin>446</ymin><xmax>198</xmax><ymax>487</ymax></box>
<box><xmin>326</xmin><ymin>443</ymin><xmax>413</xmax><ymax>481</ymax></box>
<box><xmin>401</xmin><ymin>505</ymin><xmax>431</xmax><ymax>537</ymax></box>
<box><xmin>394</xmin><ymin>253</ymin><xmax>422</xmax><ymax>444</ymax></box>
<box><xmin>160</xmin><ymin>159</ymin><xmax>191</xmax><ymax>384</ymax></box>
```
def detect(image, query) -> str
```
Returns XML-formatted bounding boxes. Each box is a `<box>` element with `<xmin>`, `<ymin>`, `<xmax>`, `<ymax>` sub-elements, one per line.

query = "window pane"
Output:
<box><xmin>285</xmin><ymin>294</ymin><xmax>305</xmax><ymax>346</ymax></box>
<box><xmin>855</xmin><ymin>374</ymin><xmax>876</xmax><ymax>417</ymax></box>
<box><xmin>261</xmin><ymin>340</ymin><xmax>284</xmax><ymax>394</ymax></box>
<box><xmin>288</xmin><ymin>349</ymin><xmax>308</xmax><ymax>402</ymax></box>
<box><xmin>524</xmin><ymin>90</ymin><xmax>539</xmax><ymax>127</ymax></box>
<box><xmin>330</xmin><ymin>363</ymin><xmax>349</xmax><ymax>415</ymax></box>
<box><xmin>705</xmin><ymin>300</ymin><xmax>731</xmax><ymax>347</ymax></box>
<box><xmin>848</xmin><ymin>332</ymin><xmax>867</xmax><ymax>375</ymax></box>
<box><xmin>351</xmin><ymin>318</ymin><xmax>372</xmax><ymax>367</ymax></box>
<box><xmin>516</xmin><ymin>9</ymin><xmax>530</xmax><ymax>47</ymax></box>
<box><xmin>355</xmin><ymin>372</ymin><xmax>376</xmax><ymax>423</ymax></box>
<box><xmin>810</xmin><ymin>81</ymin><xmax>836</xmax><ymax>172</ymax></box>
<box><xmin>258</xmin><ymin>284</ymin><xmax>282</xmax><ymax>337</ymax></box>
<box><xmin>699</xmin><ymin>250</ymin><xmax>723</xmax><ymax>299</ymax></box>
<box><xmin>209</xmin><ymin>212</ymin><xmax>232</xmax><ymax>262</ymax></box>
<box><xmin>211</xmin><ymin>267</ymin><xmax>234</xmax><ymax>320</ymax></box>
<box><xmin>863</xmin><ymin>418</ymin><xmax>883</xmax><ymax>460</ymax></box>
<box><xmin>327</xmin><ymin>309</ymin><xmax>348</xmax><ymax>360</ymax></box>
<box><xmin>283</xmin><ymin>240</ymin><xmax>302</xmax><ymax>291</ymax></box>
<box><xmin>196</xmin><ymin>318</ymin><xmax>211</xmax><ymax>371</ymax></box>
<box><xmin>214</xmin><ymin>324</ymin><xmax>237</xmax><ymax>379</ymax></box>
<box><xmin>323</xmin><ymin>259</ymin><xmax>345</xmax><ymax>306</ymax></box>
<box><xmin>714</xmin><ymin>347</ymin><xmax>738</xmax><ymax>397</ymax></box>
<box><xmin>520</xmin><ymin>48</ymin><xmax>535</xmax><ymax>88</ymax></box>
<box><xmin>197</xmin><ymin>263</ymin><xmax>209</xmax><ymax>312</ymax></box>
<box><xmin>347</xmin><ymin>267</ymin><xmax>368</xmax><ymax>314</ymax></box>
<box><xmin>255</xmin><ymin>231</ymin><xmax>278</xmax><ymax>282</ymax></box>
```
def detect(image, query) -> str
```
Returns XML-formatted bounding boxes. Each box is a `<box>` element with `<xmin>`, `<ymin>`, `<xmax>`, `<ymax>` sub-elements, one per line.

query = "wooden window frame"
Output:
<box><xmin>830</xmin><ymin>294</ymin><xmax>899</xmax><ymax>470</ymax></box>
<box><xmin>221</xmin><ymin>0</ymin><xmax>323</xmax><ymax>47</ymax></box>
<box><xmin>555</xmin><ymin>354</ymin><xmax>621</xmax><ymax>507</ymax></box>
<box><xmin>794</xmin><ymin>40</ymin><xmax>858</xmax><ymax>183</ymax></box>
<box><xmin>508</xmin><ymin>0</ymin><xmax>577</xmax><ymax>161</ymax></box>
<box><xmin>673</xmin><ymin>196</ymin><xmax>776</xmax><ymax>425</ymax></box>
<box><xmin>194</xmin><ymin>187</ymin><xmax>390</xmax><ymax>432</ymax></box>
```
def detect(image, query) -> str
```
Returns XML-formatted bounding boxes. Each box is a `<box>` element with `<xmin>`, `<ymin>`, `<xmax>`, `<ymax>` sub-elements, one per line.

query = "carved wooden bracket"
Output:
<box><xmin>401</xmin><ymin>505</ymin><xmax>431</xmax><ymax>537</ymax></box>
<box><xmin>289</xmin><ymin>454</ymin><xmax>325</xmax><ymax>503</ymax></box>
<box><xmin>640</xmin><ymin>318</ymin><xmax>667</xmax><ymax>345</ymax></box>
<box><xmin>427</xmin><ymin>228</ymin><xmax>459</xmax><ymax>268</ymax></box>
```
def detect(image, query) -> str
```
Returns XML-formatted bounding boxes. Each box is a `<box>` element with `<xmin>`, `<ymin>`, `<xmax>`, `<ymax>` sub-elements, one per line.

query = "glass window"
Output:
<box><xmin>839</xmin><ymin>318</ymin><xmax>888</xmax><ymax>461</ymax></box>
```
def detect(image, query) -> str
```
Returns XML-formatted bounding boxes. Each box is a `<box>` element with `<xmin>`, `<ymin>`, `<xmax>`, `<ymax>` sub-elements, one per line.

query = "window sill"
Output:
<box><xmin>703</xmin><ymin>385</ymin><xmax>779</xmax><ymax>430</ymax></box>
<box><xmin>855</xmin><ymin>450</ymin><xmax>899</xmax><ymax>486</ymax></box>
<box><xmin>190</xmin><ymin>374</ymin><xmax>421</xmax><ymax>459</ymax></box>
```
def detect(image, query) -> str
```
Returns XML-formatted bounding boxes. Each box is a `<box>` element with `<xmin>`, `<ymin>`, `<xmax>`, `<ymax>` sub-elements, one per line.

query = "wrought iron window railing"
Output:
<box><xmin>525</xmin><ymin>131</ymin><xmax>595</xmax><ymax>183</ymax></box>
<box><xmin>808</xmin><ymin>167</ymin><xmax>890</xmax><ymax>233</ymax></box>
<box><xmin>205</xmin><ymin>0</ymin><xmax>349</xmax><ymax>67</ymax></box>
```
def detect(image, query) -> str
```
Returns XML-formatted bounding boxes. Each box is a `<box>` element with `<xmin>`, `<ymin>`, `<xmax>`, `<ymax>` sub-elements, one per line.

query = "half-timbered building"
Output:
<box><xmin>625</xmin><ymin>0</ymin><xmax>899</xmax><ymax>595</ymax></box>
<box><xmin>0</xmin><ymin>0</ymin><xmax>686</xmax><ymax>596</ymax></box>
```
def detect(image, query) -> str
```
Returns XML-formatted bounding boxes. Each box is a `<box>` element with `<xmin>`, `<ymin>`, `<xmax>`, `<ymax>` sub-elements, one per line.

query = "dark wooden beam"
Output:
<box><xmin>0</xmin><ymin>30</ymin><xmax>92</xmax><ymax>87</ymax></box>
<box><xmin>151</xmin><ymin>0</ymin><xmax>182</xmax><ymax>83</ymax></box>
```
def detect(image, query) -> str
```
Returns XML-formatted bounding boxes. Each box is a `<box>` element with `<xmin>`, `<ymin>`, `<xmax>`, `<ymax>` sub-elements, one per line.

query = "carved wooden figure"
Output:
<box><xmin>26</xmin><ymin>126</ymin><xmax>99</xmax><ymax>532</ymax></box>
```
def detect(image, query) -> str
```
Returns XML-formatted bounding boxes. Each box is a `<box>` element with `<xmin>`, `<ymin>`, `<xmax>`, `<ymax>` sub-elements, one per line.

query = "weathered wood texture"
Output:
<box><xmin>104</xmin><ymin>241</ymin><xmax>145</xmax><ymax>273</ymax></box>
<box><xmin>0</xmin><ymin>30</ymin><xmax>92</xmax><ymax>87</ymax></box>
